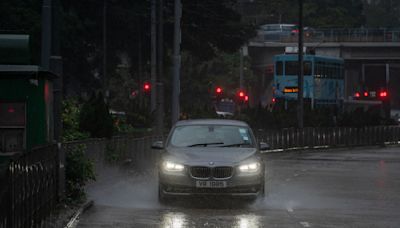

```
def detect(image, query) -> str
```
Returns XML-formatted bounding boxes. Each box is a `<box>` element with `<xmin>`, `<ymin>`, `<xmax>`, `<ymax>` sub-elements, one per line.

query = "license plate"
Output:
<box><xmin>196</xmin><ymin>181</ymin><xmax>227</xmax><ymax>188</ymax></box>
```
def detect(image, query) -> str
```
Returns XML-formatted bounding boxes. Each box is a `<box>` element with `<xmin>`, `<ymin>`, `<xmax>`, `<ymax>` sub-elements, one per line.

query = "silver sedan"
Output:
<box><xmin>152</xmin><ymin>119</ymin><xmax>268</xmax><ymax>202</ymax></box>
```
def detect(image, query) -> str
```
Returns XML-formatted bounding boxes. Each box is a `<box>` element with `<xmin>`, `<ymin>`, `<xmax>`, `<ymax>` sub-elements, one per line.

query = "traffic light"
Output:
<box><xmin>143</xmin><ymin>82</ymin><xmax>151</xmax><ymax>93</ymax></box>
<box><xmin>215</xmin><ymin>87</ymin><xmax>223</xmax><ymax>95</ymax></box>
<box><xmin>237</xmin><ymin>90</ymin><xmax>248</xmax><ymax>104</ymax></box>
<box><xmin>379</xmin><ymin>90</ymin><xmax>388</xmax><ymax>98</ymax></box>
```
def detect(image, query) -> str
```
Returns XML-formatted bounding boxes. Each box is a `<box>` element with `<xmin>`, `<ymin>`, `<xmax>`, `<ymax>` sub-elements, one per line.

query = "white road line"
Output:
<box><xmin>286</xmin><ymin>207</ymin><xmax>294</xmax><ymax>213</ymax></box>
<box><xmin>300</xmin><ymin>221</ymin><xmax>311</xmax><ymax>227</ymax></box>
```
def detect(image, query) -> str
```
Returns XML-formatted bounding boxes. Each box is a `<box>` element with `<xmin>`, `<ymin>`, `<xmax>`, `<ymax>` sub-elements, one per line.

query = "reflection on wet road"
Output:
<box><xmin>77</xmin><ymin>147</ymin><xmax>400</xmax><ymax>227</ymax></box>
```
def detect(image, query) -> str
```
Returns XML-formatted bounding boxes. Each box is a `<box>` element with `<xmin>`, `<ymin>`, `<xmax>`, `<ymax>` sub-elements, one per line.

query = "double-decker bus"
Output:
<box><xmin>273</xmin><ymin>54</ymin><xmax>344</xmax><ymax>108</ymax></box>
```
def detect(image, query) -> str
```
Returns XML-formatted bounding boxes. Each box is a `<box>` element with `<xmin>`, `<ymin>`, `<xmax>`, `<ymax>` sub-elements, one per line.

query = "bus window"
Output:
<box><xmin>304</xmin><ymin>61</ymin><xmax>312</xmax><ymax>75</ymax></box>
<box><xmin>284</xmin><ymin>61</ymin><xmax>312</xmax><ymax>75</ymax></box>
<box><xmin>276</xmin><ymin>61</ymin><xmax>283</xmax><ymax>76</ymax></box>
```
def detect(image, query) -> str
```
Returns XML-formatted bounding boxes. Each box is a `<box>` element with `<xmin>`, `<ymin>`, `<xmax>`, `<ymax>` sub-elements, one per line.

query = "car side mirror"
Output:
<box><xmin>259</xmin><ymin>142</ymin><xmax>270</xmax><ymax>151</ymax></box>
<box><xmin>152</xmin><ymin>141</ymin><xmax>164</xmax><ymax>150</ymax></box>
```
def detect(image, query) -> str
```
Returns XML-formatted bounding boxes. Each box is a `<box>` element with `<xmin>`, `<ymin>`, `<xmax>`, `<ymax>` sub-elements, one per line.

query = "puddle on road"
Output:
<box><xmin>160</xmin><ymin>211</ymin><xmax>262</xmax><ymax>228</ymax></box>
<box><xmin>86</xmin><ymin>166</ymin><xmax>160</xmax><ymax>209</ymax></box>
<box><xmin>86</xmin><ymin>165</ymin><xmax>346</xmax><ymax>212</ymax></box>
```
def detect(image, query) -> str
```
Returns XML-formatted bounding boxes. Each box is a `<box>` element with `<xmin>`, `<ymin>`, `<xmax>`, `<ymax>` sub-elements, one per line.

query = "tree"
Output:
<box><xmin>304</xmin><ymin>0</ymin><xmax>364</xmax><ymax>28</ymax></box>
<box><xmin>260</xmin><ymin>0</ymin><xmax>365</xmax><ymax>28</ymax></box>
<box><xmin>179</xmin><ymin>50</ymin><xmax>256</xmax><ymax>117</ymax></box>
<box><xmin>364</xmin><ymin>0</ymin><xmax>400</xmax><ymax>27</ymax></box>
<box><xmin>79</xmin><ymin>92</ymin><xmax>114</xmax><ymax>138</ymax></box>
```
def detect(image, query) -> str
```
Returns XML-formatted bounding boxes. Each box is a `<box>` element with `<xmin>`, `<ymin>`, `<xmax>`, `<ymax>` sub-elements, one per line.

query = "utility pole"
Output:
<box><xmin>41</xmin><ymin>0</ymin><xmax>52</xmax><ymax>71</ymax></box>
<box><xmin>156</xmin><ymin>0</ymin><xmax>164</xmax><ymax>132</ymax></box>
<box><xmin>103</xmin><ymin>0</ymin><xmax>107</xmax><ymax>97</ymax></box>
<box><xmin>239</xmin><ymin>47</ymin><xmax>244</xmax><ymax>89</ymax></box>
<box><xmin>297</xmin><ymin>0</ymin><xmax>304</xmax><ymax>128</ymax></box>
<box><xmin>171</xmin><ymin>0</ymin><xmax>182</xmax><ymax>125</ymax></box>
<box><xmin>51</xmin><ymin>0</ymin><xmax>63</xmax><ymax>142</ymax></box>
<box><xmin>150</xmin><ymin>0</ymin><xmax>157</xmax><ymax>112</ymax></box>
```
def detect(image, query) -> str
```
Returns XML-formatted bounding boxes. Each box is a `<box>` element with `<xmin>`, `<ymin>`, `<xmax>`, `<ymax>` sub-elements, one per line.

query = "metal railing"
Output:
<box><xmin>253</xmin><ymin>28</ymin><xmax>400</xmax><ymax>43</ymax></box>
<box><xmin>256</xmin><ymin>126</ymin><xmax>400</xmax><ymax>151</ymax></box>
<box><xmin>0</xmin><ymin>144</ymin><xmax>59</xmax><ymax>228</ymax></box>
<box><xmin>62</xmin><ymin>135</ymin><xmax>165</xmax><ymax>172</ymax></box>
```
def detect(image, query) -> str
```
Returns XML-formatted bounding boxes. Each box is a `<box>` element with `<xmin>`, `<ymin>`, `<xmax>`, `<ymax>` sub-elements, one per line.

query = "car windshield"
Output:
<box><xmin>169</xmin><ymin>125</ymin><xmax>254</xmax><ymax>148</ymax></box>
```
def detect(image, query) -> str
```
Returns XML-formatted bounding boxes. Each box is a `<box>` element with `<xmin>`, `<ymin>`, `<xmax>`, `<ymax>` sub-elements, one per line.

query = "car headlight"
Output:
<box><xmin>238</xmin><ymin>162</ymin><xmax>260</xmax><ymax>174</ymax></box>
<box><xmin>162</xmin><ymin>161</ymin><xmax>184</xmax><ymax>172</ymax></box>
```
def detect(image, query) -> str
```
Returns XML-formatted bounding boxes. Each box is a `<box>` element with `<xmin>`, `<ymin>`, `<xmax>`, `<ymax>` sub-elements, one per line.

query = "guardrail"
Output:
<box><xmin>256</xmin><ymin>126</ymin><xmax>400</xmax><ymax>151</ymax></box>
<box><xmin>62</xmin><ymin>135</ymin><xmax>165</xmax><ymax>172</ymax></box>
<box><xmin>0</xmin><ymin>144</ymin><xmax>59</xmax><ymax>228</ymax></box>
<box><xmin>253</xmin><ymin>28</ymin><xmax>400</xmax><ymax>43</ymax></box>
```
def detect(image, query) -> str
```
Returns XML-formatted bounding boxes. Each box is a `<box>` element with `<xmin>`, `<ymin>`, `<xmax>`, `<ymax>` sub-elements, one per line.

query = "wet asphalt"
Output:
<box><xmin>77</xmin><ymin>146</ymin><xmax>400</xmax><ymax>228</ymax></box>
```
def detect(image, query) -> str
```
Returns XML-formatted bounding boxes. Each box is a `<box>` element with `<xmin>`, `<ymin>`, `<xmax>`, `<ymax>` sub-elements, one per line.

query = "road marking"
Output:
<box><xmin>300</xmin><ymin>221</ymin><xmax>310</xmax><ymax>227</ymax></box>
<box><xmin>293</xmin><ymin>173</ymin><xmax>299</xmax><ymax>177</ymax></box>
<box><xmin>286</xmin><ymin>207</ymin><xmax>294</xmax><ymax>213</ymax></box>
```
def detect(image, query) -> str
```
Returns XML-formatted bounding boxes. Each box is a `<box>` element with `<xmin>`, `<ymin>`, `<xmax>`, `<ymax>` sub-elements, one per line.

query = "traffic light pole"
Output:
<box><xmin>239</xmin><ymin>47</ymin><xmax>244</xmax><ymax>90</ymax></box>
<box><xmin>41</xmin><ymin>0</ymin><xmax>51</xmax><ymax>70</ymax></box>
<box><xmin>150</xmin><ymin>0</ymin><xmax>157</xmax><ymax>112</ymax></box>
<box><xmin>171</xmin><ymin>0</ymin><xmax>182</xmax><ymax>125</ymax></box>
<box><xmin>156</xmin><ymin>0</ymin><xmax>164</xmax><ymax>133</ymax></box>
<box><xmin>103</xmin><ymin>0</ymin><xmax>108</xmax><ymax>97</ymax></box>
<box><xmin>297</xmin><ymin>0</ymin><xmax>304</xmax><ymax>129</ymax></box>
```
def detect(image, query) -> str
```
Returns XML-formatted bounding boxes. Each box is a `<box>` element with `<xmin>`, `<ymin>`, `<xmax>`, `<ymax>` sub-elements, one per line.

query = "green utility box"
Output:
<box><xmin>0</xmin><ymin>34</ymin><xmax>57</xmax><ymax>165</ymax></box>
<box><xmin>0</xmin><ymin>65</ymin><xmax>56</xmax><ymax>154</ymax></box>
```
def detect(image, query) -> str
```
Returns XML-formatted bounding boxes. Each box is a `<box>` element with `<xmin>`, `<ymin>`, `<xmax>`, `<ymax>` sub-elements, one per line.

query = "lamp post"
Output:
<box><xmin>297</xmin><ymin>0</ymin><xmax>304</xmax><ymax>129</ymax></box>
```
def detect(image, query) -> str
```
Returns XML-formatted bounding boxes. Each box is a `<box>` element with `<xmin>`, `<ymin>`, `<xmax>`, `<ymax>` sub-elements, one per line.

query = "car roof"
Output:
<box><xmin>174</xmin><ymin>119</ymin><xmax>249</xmax><ymax>127</ymax></box>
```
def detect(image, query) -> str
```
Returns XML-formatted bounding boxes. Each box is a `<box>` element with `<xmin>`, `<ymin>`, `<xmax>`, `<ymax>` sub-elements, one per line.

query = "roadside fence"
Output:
<box><xmin>253</xmin><ymin>28</ymin><xmax>400</xmax><ymax>43</ymax></box>
<box><xmin>62</xmin><ymin>135</ymin><xmax>165</xmax><ymax>173</ymax></box>
<box><xmin>0</xmin><ymin>144</ymin><xmax>59</xmax><ymax>228</ymax></box>
<box><xmin>256</xmin><ymin>126</ymin><xmax>400</xmax><ymax>151</ymax></box>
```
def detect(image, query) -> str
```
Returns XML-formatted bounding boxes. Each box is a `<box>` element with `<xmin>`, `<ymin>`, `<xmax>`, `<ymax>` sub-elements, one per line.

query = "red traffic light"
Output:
<box><xmin>239</xmin><ymin>91</ymin><xmax>245</xmax><ymax>98</ymax></box>
<box><xmin>143</xmin><ymin>82</ymin><xmax>151</xmax><ymax>92</ymax></box>
<box><xmin>244</xmin><ymin>95</ymin><xmax>249</xmax><ymax>102</ymax></box>
<box><xmin>379</xmin><ymin>91</ymin><xmax>388</xmax><ymax>98</ymax></box>
<box><xmin>363</xmin><ymin>91</ymin><xmax>369</xmax><ymax>97</ymax></box>
<box><xmin>354</xmin><ymin>92</ymin><xmax>361</xmax><ymax>98</ymax></box>
<box><xmin>216</xmin><ymin>87</ymin><xmax>223</xmax><ymax>94</ymax></box>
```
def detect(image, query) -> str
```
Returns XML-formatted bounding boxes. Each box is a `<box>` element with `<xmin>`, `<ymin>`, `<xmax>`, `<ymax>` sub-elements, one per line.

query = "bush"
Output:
<box><xmin>79</xmin><ymin>92</ymin><xmax>114</xmax><ymax>138</ymax></box>
<box><xmin>65</xmin><ymin>144</ymin><xmax>95</xmax><ymax>203</ymax></box>
<box><xmin>62</xmin><ymin>98</ymin><xmax>90</xmax><ymax>141</ymax></box>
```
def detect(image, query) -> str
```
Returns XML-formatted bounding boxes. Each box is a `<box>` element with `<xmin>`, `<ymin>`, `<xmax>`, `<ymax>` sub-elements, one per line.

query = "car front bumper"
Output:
<box><xmin>159</xmin><ymin>170</ymin><xmax>264</xmax><ymax>197</ymax></box>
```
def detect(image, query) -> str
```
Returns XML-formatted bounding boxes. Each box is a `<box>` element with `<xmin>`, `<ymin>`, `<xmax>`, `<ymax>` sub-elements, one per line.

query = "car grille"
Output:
<box><xmin>190</xmin><ymin>166</ymin><xmax>233</xmax><ymax>179</ymax></box>
<box><xmin>213</xmin><ymin>167</ymin><xmax>233</xmax><ymax>178</ymax></box>
<box><xmin>190</xmin><ymin>167</ymin><xmax>211</xmax><ymax>178</ymax></box>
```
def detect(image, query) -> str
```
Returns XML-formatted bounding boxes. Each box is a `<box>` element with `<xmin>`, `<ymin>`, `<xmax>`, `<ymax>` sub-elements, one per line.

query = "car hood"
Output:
<box><xmin>163</xmin><ymin>147</ymin><xmax>258</xmax><ymax>166</ymax></box>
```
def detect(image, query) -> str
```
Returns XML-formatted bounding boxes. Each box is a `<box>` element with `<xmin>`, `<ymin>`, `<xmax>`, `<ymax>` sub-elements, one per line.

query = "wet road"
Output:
<box><xmin>77</xmin><ymin>146</ymin><xmax>400</xmax><ymax>227</ymax></box>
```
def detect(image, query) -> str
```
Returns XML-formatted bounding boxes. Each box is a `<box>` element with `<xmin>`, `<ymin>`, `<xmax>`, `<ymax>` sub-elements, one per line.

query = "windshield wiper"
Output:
<box><xmin>187</xmin><ymin>142</ymin><xmax>224</xmax><ymax>147</ymax></box>
<box><xmin>220</xmin><ymin>143</ymin><xmax>251</xmax><ymax>147</ymax></box>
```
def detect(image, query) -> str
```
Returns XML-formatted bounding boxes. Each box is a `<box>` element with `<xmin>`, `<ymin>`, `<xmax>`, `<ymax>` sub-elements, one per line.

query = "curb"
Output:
<box><xmin>64</xmin><ymin>200</ymin><xmax>94</xmax><ymax>228</ymax></box>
